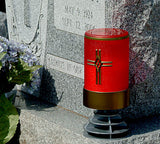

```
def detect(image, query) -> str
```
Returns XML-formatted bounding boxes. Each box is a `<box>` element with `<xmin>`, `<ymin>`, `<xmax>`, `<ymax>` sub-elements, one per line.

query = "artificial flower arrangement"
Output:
<box><xmin>0</xmin><ymin>36</ymin><xmax>42</xmax><ymax>144</ymax></box>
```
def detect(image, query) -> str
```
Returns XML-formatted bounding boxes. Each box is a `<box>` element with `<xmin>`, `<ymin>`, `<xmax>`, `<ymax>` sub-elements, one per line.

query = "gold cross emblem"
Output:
<box><xmin>87</xmin><ymin>49</ymin><xmax>112</xmax><ymax>85</ymax></box>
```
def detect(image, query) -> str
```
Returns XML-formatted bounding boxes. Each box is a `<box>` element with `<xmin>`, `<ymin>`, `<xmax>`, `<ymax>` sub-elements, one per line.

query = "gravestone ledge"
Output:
<box><xmin>14</xmin><ymin>91</ymin><xmax>160</xmax><ymax>144</ymax></box>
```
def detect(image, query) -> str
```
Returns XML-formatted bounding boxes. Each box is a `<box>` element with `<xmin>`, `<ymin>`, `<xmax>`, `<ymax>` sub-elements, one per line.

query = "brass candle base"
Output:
<box><xmin>83</xmin><ymin>89</ymin><xmax>129</xmax><ymax>110</ymax></box>
<box><xmin>84</xmin><ymin>110</ymin><xmax>129</xmax><ymax>138</ymax></box>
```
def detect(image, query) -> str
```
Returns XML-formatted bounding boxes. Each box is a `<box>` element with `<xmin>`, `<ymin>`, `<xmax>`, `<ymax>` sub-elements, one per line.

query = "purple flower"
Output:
<box><xmin>0</xmin><ymin>36</ymin><xmax>42</xmax><ymax>95</ymax></box>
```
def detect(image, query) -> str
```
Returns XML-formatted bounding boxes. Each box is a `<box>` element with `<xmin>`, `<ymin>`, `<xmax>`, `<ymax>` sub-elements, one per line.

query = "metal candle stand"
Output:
<box><xmin>84</xmin><ymin>110</ymin><xmax>128</xmax><ymax>138</ymax></box>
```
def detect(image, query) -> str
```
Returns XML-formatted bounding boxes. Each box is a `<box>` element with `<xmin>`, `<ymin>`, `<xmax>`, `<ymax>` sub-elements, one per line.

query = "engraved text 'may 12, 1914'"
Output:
<box><xmin>54</xmin><ymin>0</ymin><xmax>105</xmax><ymax>35</ymax></box>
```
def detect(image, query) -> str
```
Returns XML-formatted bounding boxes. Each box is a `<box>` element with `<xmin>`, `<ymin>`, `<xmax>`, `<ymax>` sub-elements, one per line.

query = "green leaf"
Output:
<box><xmin>0</xmin><ymin>116</ymin><xmax>9</xmax><ymax>144</ymax></box>
<box><xmin>0</xmin><ymin>52</ymin><xmax>6</xmax><ymax>60</ymax></box>
<box><xmin>0</xmin><ymin>94</ymin><xmax>19</xmax><ymax>144</ymax></box>
<box><xmin>0</xmin><ymin>61</ymin><xmax>2</xmax><ymax>70</ymax></box>
<box><xmin>30</xmin><ymin>65</ymin><xmax>42</xmax><ymax>72</ymax></box>
<box><xmin>0</xmin><ymin>52</ymin><xmax>6</xmax><ymax>70</ymax></box>
<box><xmin>8</xmin><ymin>58</ymin><xmax>42</xmax><ymax>85</ymax></box>
<box><xmin>9</xmin><ymin>69</ymin><xmax>32</xmax><ymax>84</ymax></box>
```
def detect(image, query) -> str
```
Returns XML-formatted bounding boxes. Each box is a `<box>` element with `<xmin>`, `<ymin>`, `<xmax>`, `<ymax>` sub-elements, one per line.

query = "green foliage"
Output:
<box><xmin>0</xmin><ymin>52</ymin><xmax>6</xmax><ymax>70</ymax></box>
<box><xmin>0</xmin><ymin>62</ymin><xmax>2</xmax><ymax>70</ymax></box>
<box><xmin>0</xmin><ymin>37</ymin><xmax>42</xmax><ymax>143</ymax></box>
<box><xmin>0</xmin><ymin>52</ymin><xmax>6</xmax><ymax>60</ymax></box>
<box><xmin>0</xmin><ymin>94</ymin><xmax>19</xmax><ymax>144</ymax></box>
<box><xmin>0</xmin><ymin>58</ymin><xmax>41</xmax><ymax>143</ymax></box>
<box><xmin>8</xmin><ymin>58</ymin><xmax>41</xmax><ymax>85</ymax></box>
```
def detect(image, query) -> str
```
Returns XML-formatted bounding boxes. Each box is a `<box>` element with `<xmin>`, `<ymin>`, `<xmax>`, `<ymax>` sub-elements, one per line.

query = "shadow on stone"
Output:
<box><xmin>0</xmin><ymin>12</ymin><xmax>8</xmax><ymax>38</ymax></box>
<box><xmin>0</xmin><ymin>0</ymin><xmax>6</xmax><ymax>13</ymax></box>
<box><xmin>126</xmin><ymin>114</ymin><xmax>160</xmax><ymax>136</ymax></box>
<box><xmin>40</xmin><ymin>68</ymin><xmax>62</xmax><ymax>105</ymax></box>
<box><xmin>13</xmin><ymin>68</ymin><xmax>61</xmax><ymax>112</ymax></box>
<box><xmin>14</xmin><ymin>68</ymin><xmax>62</xmax><ymax>111</ymax></box>
<box><xmin>14</xmin><ymin>92</ymin><xmax>56</xmax><ymax>112</ymax></box>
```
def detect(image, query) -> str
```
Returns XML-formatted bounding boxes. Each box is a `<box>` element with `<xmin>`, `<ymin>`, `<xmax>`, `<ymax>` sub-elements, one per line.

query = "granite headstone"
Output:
<box><xmin>5</xmin><ymin>0</ymin><xmax>160</xmax><ymax>119</ymax></box>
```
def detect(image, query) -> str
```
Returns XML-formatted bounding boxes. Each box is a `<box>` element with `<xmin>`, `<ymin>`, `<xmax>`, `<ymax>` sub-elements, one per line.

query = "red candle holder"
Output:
<box><xmin>83</xmin><ymin>28</ymin><xmax>130</xmax><ymax>138</ymax></box>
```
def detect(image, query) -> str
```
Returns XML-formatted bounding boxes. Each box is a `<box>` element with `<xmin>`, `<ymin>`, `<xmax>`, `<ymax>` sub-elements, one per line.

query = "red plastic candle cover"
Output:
<box><xmin>84</xmin><ymin>28</ymin><xmax>129</xmax><ymax>93</ymax></box>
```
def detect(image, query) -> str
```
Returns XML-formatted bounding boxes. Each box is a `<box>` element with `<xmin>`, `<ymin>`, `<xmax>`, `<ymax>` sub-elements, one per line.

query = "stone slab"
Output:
<box><xmin>14</xmin><ymin>93</ymin><xmax>160</xmax><ymax>144</ymax></box>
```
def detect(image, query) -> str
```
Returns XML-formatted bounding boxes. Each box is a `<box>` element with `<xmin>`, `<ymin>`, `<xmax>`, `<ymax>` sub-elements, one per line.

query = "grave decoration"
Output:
<box><xmin>83</xmin><ymin>28</ymin><xmax>129</xmax><ymax>138</ymax></box>
<box><xmin>0</xmin><ymin>36</ymin><xmax>41</xmax><ymax>144</ymax></box>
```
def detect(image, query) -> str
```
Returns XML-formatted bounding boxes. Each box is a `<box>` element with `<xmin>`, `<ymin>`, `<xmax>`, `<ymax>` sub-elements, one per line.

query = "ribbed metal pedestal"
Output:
<box><xmin>84</xmin><ymin>110</ymin><xmax>129</xmax><ymax>138</ymax></box>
